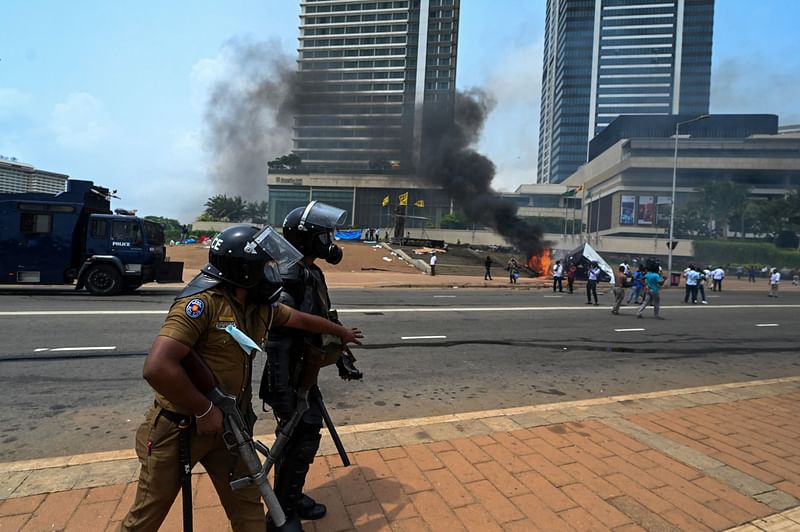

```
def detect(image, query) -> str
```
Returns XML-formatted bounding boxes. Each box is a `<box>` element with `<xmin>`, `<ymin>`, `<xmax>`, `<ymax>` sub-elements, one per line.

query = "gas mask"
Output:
<box><xmin>250</xmin><ymin>260</ymin><xmax>284</xmax><ymax>305</ymax></box>
<box><xmin>313</xmin><ymin>231</ymin><xmax>343</xmax><ymax>265</ymax></box>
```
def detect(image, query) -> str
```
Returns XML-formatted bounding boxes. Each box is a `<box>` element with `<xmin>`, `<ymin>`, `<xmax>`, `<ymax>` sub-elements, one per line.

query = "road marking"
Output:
<box><xmin>2</xmin><ymin>304</ymin><xmax>799</xmax><ymax>317</ymax></box>
<box><xmin>543</xmin><ymin>295</ymin><xmax>562</xmax><ymax>298</ymax></box>
<box><xmin>433</xmin><ymin>295</ymin><xmax>456</xmax><ymax>298</ymax></box>
<box><xmin>401</xmin><ymin>335</ymin><xmax>447</xmax><ymax>340</ymax></box>
<box><xmin>756</xmin><ymin>323</ymin><xmax>779</xmax><ymax>327</ymax></box>
<box><xmin>615</xmin><ymin>328</ymin><xmax>645</xmax><ymax>332</ymax></box>
<box><xmin>35</xmin><ymin>346</ymin><xmax>116</xmax><ymax>352</ymax></box>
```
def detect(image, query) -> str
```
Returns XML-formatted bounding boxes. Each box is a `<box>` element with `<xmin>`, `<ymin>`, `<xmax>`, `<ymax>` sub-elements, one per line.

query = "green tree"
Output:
<box><xmin>144</xmin><ymin>216</ymin><xmax>182</xmax><ymax>241</ymax></box>
<box><xmin>267</xmin><ymin>153</ymin><xmax>302</xmax><ymax>170</ymax></box>
<box><xmin>696</xmin><ymin>181</ymin><xmax>751</xmax><ymax>239</ymax></box>
<box><xmin>245</xmin><ymin>201</ymin><xmax>269</xmax><ymax>224</ymax></box>
<box><xmin>203</xmin><ymin>194</ymin><xmax>247</xmax><ymax>222</ymax></box>
<box><xmin>440</xmin><ymin>212</ymin><xmax>468</xmax><ymax>229</ymax></box>
<box><xmin>674</xmin><ymin>201</ymin><xmax>712</xmax><ymax>238</ymax></box>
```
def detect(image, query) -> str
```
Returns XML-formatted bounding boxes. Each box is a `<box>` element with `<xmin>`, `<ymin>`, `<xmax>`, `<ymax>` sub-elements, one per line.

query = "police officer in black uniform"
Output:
<box><xmin>259</xmin><ymin>201</ymin><xmax>362</xmax><ymax>528</ymax></box>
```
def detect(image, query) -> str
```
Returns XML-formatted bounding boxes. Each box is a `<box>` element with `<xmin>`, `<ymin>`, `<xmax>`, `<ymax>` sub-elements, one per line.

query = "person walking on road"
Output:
<box><xmin>552</xmin><ymin>259</ymin><xmax>564</xmax><ymax>292</ymax></box>
<box><xmin>507</xmin><ymin>257</ymin><xmax>519</xmax><ymax>284</ymax></box>
<box><xmin>748</xmin><ymin>265</ymin><xmax>757</xmax><ymax>283</ymax></box>
<box><xmin>611</xmin><ymin>265</ymin><xmax>627</xmax><ymax>315</ymax></box>
<box><xmin>768</xmin><ymin>268</ymin><xmax>781</xmax><ymax>297</ymax></box>
<box><xmin>566</xmin><ymin>262</ymin><xmax>577</xmax><ymax>294</ymax></box>
<box><xmin>586</xmin><ymin>261</ymin><xmax>601</xmax><ymax>305</ymax></box>
<box><xmin>484</xmin><ymin>255</ymin><xmax>493</xmax><ymax>281</ymax></box>
<box><xmin>626</xmin><ymin>264</ymin><xmax>645</xmax><ymax>304</ymax></box>
<box><xmin>683</xmin><ymin>264</ymin><xmax>700</xmax><ymax>304</ymax></box>
<box><xmin>712</xmin><ymin>266</ymin><xmax>725</xmax><ymax>291</ymax></box>
<box><xmin>429</xmin><ymin>251</ymin><xmax>438</xmax><ymax>276</ymax></box>
<box><xmin>120</xmin><ymin>225</ymin><xmax>363</xmax><ymax>532</ymax></box>
<box><xmin>637</xmin><ymin>263</ymin><xmax>665</xmax><ymax>319</ymax></box>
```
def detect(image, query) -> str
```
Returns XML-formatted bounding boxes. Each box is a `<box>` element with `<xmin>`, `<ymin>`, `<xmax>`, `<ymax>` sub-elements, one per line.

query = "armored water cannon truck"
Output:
<box><xmin>0</xmin><ymin>179</ymin><xmax>184</xmax><ymax>295</ymax></box>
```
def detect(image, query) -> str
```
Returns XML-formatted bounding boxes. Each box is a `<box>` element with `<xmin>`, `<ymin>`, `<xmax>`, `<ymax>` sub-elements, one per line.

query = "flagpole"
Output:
<box><xmin>580</xmin><ymin>186</ymin><xmax>586</xmax><ymax>243</ymax></box>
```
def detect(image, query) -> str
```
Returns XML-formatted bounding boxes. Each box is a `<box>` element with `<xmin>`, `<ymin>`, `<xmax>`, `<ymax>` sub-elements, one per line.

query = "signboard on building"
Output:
<box><xmin>620</xmin><ymin>195</ymin><xmax>635</xmax><ymax>225</ymax></box>
<box><xmin>637</xmin><ymin>195</ymin><xmax>655</xmax><ymax>225</ymax></box>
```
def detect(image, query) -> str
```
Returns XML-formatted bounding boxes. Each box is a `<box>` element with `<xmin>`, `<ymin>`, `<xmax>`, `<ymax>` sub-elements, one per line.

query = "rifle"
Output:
<box><xmin>266</xmin><ymin>342</ymin><xmax>351</xmax><ymax>471</ymax></box>
<box><xmin>182</xmin><ymin>351</ymin><xmax>300</xmax><ymax>531</ymax></box>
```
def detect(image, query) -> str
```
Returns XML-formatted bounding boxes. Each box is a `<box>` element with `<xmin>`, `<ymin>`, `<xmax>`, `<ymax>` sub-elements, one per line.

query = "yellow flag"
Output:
<box><xmin>381</xmin><ymin>195</ymin><xmax>389</xmax><ymax>207</ymax></box>
<box><xmin>399</xmin><ymin>192</ymin><xmax>409</xmax><ymax>206</ymax></box>
<box><xmin>414</xmin><ymin>199</ymin><xmax>425</xmax><ymax>208</ymax></box>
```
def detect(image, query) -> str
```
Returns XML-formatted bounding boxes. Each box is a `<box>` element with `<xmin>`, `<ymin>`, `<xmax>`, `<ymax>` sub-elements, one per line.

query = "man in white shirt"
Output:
<box><xmin>768</xmin><ymin>268</ymin><xmax>780</xmax><ymax>297</ymax></box>
<box><xmin>620</xmin><ymin>260</ymin><xmax>630</xmax><ymax>276</ymax></box>
<box><xmin>429</xmin><ymin>252</ymin><xmax>438</xmax><ymax>276</ymax></box>
<box><xmin>712</xmin><ymin>267</ymin><xmax>725</xmax><ymax>291</ymax></box>
<box><xmin>683</xmin><ymin>264</ymin><xmax>700</xmax><ymax>304</ymax></box>
<box><xmin>552</xmin><ymin>260</ymin><xmax>564</xmax><ymax>293</ymax></box>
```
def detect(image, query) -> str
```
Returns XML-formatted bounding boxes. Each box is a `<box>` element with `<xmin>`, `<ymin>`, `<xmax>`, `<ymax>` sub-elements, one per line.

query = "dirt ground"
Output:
<box><xmin>166</xmin><ymin>240</ymin><xmax>422</xmax><ymax>282</ymax></box>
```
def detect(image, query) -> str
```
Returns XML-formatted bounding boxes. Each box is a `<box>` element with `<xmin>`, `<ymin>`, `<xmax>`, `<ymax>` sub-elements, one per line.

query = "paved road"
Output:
<box><xmin>0</xmin><ymin>286</ymin><xmax>798</xmax><ymax>461</ymax></box>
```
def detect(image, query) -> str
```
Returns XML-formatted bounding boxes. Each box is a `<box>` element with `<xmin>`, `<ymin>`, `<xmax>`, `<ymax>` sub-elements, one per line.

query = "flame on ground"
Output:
<box><xmin>528</xmin><ymin>250</ymin><xmax>552</xmax><ymax>277</ymax></box>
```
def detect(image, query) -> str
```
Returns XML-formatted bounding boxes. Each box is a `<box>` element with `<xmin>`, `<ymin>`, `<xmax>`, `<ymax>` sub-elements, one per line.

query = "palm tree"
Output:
<box><xmin>203</xmin><ymin>195</ymin><xmax>248</xmax><ymax>222</ymax></box>
<box><xmin>246</xmin><ymin>201</ymin><xmax>269</xmax><ymax>224</ymax></box>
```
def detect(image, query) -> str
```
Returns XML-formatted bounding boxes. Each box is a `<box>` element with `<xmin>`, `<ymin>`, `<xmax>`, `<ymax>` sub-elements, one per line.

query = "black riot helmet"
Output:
<box><xmin>282</xmin><ymin>201</ymin><xmax>347</xmax><ymax>264</ymax></box>
<box><xmin>202</xmin><ymin>225</ymin><xmax>303</xmax><ymax>302</ymax></box>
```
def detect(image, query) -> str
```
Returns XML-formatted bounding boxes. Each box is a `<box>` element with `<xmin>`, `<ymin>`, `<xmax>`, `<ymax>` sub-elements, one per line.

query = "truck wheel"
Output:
<box><xmin>84</xmin><ymin>264</ymin><xmax>122</xmax><ymax>296</ymax></box>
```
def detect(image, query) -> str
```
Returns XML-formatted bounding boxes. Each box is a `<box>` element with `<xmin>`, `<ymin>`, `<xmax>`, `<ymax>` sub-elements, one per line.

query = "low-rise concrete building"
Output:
<box><xmin>561</xmin><ymin>114</ymin><xmax>800</xmax><ymax>258</ymax></box>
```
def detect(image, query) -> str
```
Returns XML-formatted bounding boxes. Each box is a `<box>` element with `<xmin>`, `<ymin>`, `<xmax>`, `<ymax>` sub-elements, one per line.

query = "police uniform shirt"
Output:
<box><xmin>155</xmin><ymin>285</ymin><xmax>292</xmax><ymax>415</ymax></box>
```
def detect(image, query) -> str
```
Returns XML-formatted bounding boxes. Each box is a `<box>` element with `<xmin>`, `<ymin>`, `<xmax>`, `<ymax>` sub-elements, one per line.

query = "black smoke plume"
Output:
<box><xmin>204</xmin><ymin>38</ymin><xmax>298</xmax><ymax>199</ymax></box>
<box><xmin>420</xmin><ymin>89</ymin><xmax>548</xmax><ymax>260</ymax></box>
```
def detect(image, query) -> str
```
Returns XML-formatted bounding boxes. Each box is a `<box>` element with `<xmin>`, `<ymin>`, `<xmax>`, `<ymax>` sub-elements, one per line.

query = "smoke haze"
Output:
<box><xmin>420</xmin><ymin>89</ymin><xmax>548</xmax><ymax>260</ymax></box>
<box><xmin>204</xmin><ymin>38</ymin><xmax>298</xmax><ymax>199</ymax></box>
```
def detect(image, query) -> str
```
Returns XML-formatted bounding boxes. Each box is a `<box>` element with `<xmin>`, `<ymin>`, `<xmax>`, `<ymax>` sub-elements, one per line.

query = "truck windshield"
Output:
<box><xmin>143</xmin><ymin>221</ymin><xmax>164</xmax><ymax>245</ymax></box>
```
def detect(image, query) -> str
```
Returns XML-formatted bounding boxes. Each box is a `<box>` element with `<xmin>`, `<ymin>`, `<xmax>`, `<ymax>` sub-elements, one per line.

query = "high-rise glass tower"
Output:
<box><xmin>294</xmin><ymin>0</ymin><xmax>459</xmax><ymax>174</ymax></box>
<box><xmin>537</xmin><ymin>0</ymin><xmax>714</xmax><ymax>184</ymax></box>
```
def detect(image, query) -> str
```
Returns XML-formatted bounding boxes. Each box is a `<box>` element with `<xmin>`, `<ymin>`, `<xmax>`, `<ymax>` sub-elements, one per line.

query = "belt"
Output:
<box><xmin>153</xmin><ymin>401</ymin><xmax>193</xmax><ymax>427</ymax></box>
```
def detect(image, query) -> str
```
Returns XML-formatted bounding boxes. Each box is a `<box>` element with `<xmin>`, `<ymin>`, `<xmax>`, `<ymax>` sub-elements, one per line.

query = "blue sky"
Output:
<box><xmin>2</xmin><ymin>1</ymin><xmax>798</xmax><ymax>223</ymax></box>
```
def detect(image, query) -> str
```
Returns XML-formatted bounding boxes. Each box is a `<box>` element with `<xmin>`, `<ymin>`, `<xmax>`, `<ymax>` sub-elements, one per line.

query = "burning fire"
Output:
<box><xmin>528</xmin><ymin>250</ymin><xmax>552</xmax><ymax>277</ymax></box>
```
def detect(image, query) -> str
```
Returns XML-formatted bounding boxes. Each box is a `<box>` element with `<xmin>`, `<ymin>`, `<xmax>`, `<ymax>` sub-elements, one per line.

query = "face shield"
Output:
<box><xmin>244</xmin><ymin>226</ymin><xmax>303</xmax><ymax>304</ymax></box>
<box><xmin>246</xmin><ymin>226</ymin><xmax>303</xmax><ymax>274</ymax></box>
<box><xmin>297</xmin><ymin>201</ymin><xmax>347</xmax><ymax>231</ymax></box>
<box><xmin>296</xmin><ymin>201</ymin><xmax>347</xmax><ymax>265</ymax></box>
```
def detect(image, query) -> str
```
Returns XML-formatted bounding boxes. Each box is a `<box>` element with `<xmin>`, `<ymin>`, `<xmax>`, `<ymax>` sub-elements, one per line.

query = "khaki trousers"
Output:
<box><xmin>120</xmin><ymin>406</ymin><xmax>264</xmax><ymax>532</ymax></box>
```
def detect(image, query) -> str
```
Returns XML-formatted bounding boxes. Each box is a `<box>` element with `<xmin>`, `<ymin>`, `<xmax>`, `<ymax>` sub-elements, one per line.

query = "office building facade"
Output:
<box><xmin>538</xmin><ymin>0</ymin><xmax>714</xmax><ymax>184</ymax></box>
<box><xmin>294</xmin><ymin>0</ymin><xmax>459</xmax><ymax>174</ymax></box>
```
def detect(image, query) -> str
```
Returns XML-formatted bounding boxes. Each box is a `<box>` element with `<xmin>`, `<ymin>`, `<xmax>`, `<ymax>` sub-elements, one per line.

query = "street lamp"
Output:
<box><xmin>668</xmin><ymin>114</ymin><xmax>710</xmax><ymax>274</ymax></box>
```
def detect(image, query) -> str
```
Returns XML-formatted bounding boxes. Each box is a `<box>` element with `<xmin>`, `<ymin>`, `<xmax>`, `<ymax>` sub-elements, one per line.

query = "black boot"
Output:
<box><xmin>296</xmin><ymin>494</ymin><xmax>327</xmax><ymax>520</ymax></box>
<box><xmin>336</xmin><ymin>353</ymin><xmax>363</xmax><ymax>381</ymax></box>
<box><xmin>267</xmin><ymin>511</ymin><xmax>304</xmax><ymax>532</ymax></box>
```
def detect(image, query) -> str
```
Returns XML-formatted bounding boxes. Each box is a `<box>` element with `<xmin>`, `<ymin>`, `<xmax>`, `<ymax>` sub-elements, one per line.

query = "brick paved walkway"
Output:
<box><xmin>2</xmin><ymin>378</ymin><xmax>799</xmax><ymax>531</ymax></box>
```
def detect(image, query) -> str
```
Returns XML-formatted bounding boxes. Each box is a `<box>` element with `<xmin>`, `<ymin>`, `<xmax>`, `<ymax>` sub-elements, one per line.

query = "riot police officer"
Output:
<box><xmin>259</xmin><ymin>201</ymin><xmax>362</xmax><ymax>528</ymax></box>
<box><xmin>121</xmin><ymin>224</ymin><xmax>362</xmax><ymax>532</ymax></box>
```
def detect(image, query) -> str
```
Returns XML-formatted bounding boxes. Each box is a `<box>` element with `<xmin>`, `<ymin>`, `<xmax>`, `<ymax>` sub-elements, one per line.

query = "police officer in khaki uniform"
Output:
<box><xmin>120</xmin><ymin>225</ymin><xmax>362</xmax><ymax>532</ymax></box>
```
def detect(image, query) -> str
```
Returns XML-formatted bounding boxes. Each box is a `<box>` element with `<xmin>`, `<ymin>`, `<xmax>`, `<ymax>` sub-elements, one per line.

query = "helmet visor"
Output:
<box><xmin>248</xmin><ymin>226</ymin><xmax>303</xmax><ymax>273</ymax></box>
<box><xmin>300</xmin><ymin>201</ymin><xmax>347</xmax><ymax>230</ymax></box>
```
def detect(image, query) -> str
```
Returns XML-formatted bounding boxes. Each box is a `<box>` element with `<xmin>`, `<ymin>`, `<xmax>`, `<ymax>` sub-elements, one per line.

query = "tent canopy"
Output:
<box><xmin>562</xmin><ymin>243</ymin><xmax>615</xmax><ymax>285</ymax></box>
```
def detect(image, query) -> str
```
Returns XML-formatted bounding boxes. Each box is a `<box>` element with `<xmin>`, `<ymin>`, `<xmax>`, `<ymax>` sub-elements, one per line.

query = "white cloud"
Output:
<box><xmin>50</xmin><ymin>92</ymin><xmax>117</xmax><ymax>148</ymax></box>
<box><xmin>478</xmin><ymin>39</ymin><xmax>544</xmax><ymax>190</ymax></box>
<box><xmin>0</xmin><ymin>88</ymin><xmax>34</xmax><ymax>118</ymax></box>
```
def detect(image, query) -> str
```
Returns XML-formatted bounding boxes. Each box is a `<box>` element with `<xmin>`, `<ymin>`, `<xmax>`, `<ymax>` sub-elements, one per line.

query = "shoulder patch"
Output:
<box><xmin>185</xmin><ymin>298</ymin><xmax>205</xmax><ymax>319</ymax></box>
